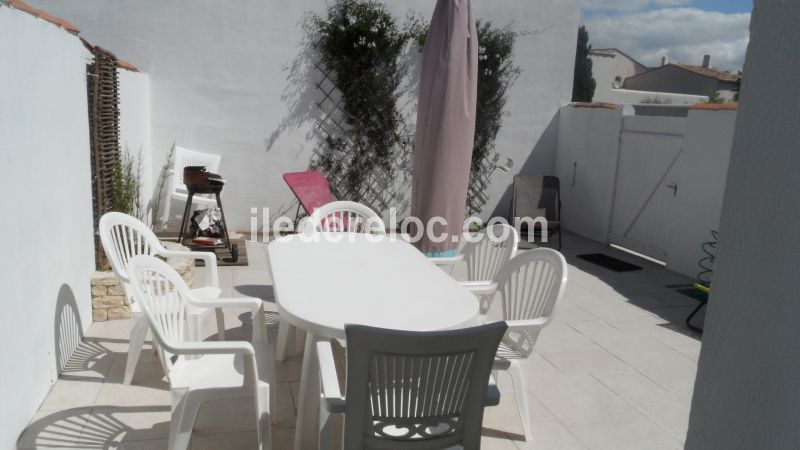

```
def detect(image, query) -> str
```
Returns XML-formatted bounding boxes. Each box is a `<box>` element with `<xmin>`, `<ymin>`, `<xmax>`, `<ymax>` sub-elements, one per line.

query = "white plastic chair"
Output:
<box><xmin>99</xmin><ymin>212</ymin><xmax>226</xmax><ymax>385</ymax></box>
<box><xmin>317</xmin><ymin>322</ymin><xmax>507</xmax><ymax>450</ymax></box>
<box><xmin>161</xmin><ymin>145</ymin><xmax>222</xmax><ymax>226</ymax></box>
<box><xmin>276</xmin><ymin>201</ymin><xmax>386</xmax><ymax>361</ymax></box>
<box><xmin>127</xmin><ymin>255</ymin><xmax>272</xmax><ymax>450</ymax></box>
<box><xmin>490</xmin><ymin>248</ymin><xmax>568</xmax><ymax>441</ymax></box>
<box><xmin>302</xmin><ymin>200</ymin><xmax>386</xmax><ymax>235</ymax></box>
<box><xmin>430</xmin><ymin>224</ymin><xmax>519</xmax><ymax>313</ymax></box>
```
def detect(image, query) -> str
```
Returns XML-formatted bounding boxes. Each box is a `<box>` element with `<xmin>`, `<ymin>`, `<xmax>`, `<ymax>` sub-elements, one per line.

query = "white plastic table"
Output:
<box><xmin>268</xmin><ymin>233</ymin><xmax>480</xmax><ymax>450</ymax></box>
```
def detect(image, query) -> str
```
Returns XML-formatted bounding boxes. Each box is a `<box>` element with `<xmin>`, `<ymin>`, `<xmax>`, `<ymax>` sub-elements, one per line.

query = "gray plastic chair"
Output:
<box><xmin>317</xmin><ymin>322</ymin><xmax>508</xmax><ymax>450</ymax></box>
<box><xmin>512</xmin><ymin>175</ymin><xmax>562</xmax><ymax>250</ymax></box>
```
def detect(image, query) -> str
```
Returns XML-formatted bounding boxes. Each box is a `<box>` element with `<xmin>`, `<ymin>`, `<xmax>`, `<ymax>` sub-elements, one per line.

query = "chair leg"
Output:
<box><xmin>319</xmin><ymin>397</ymin><xmax>333</xmax><ymax>450</ymax></box>
<box><xmin>215</xmin><ymin>307</ymin><xmax>226</xmax><ymax>341</ymax></box>
<box><xmin>558</xmin><ymin>227</ymin><xmax>563</xmax><ymax>251</ymax></box>
<box><xmin>124</xmin><ymin>316</ymin><xmax>149</xmax><ymax>385</ymax></box>
<box><xmin>276</xmin><ymin>320</ymin><xmax>293</xmax><ymax>362</ymax></box>
<box><xmin>170</xmin><ymin>389</ymin><xmax>201</xmax><ymax>450</ymax></box>
<box><xmin>294</xmin><ymin>327</ymin><xmax>307</xmax><ymax>355</ymax></box>
<box><xmin>256</xmin><ymin>385</ymin><xmax>272</xmax><ymax>450</ymax></box>
<box><xmin>509</xmin><ymin>361</ymin><xmax>532</xmax><ymax>441</ymax></box>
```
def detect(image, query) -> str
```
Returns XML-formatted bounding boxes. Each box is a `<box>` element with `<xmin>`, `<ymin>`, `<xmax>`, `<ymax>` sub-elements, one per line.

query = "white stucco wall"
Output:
<box><xmin>554</xmin><ymin>104</ymin><xmax>623</xmax><ymax>243</ymax></box>
<box><xmin>0</xmin><ymin>6</ymin><xmax>95</xmax><ymax>449</ymax></box>
<box><xmin>118</xmin><ymin>68</ymin><xmax>154</xmax><ymax>225</ymax></box>
<box><xmin>686</xmin><ymin>2</ymin><xmax>800</xmax><ymax>448</ymax></box>
<box><xmin>554</xmin><ymin>103</ymin><xmax>736</xmax><ymax>279</ymax></box>
<box><xmin>664</xmin><ymin>108</ymin><xmax>735</xmax><ymax>278</ymax></box>
<box><xmin>28</xmin><ymin>0</ymin><xmax>579</xmax><ymax>230</ymax></box>
<box><xmin>599</xmin><ymin>88</ymin><xmax>708</xmax><ymax>106</ymax></box>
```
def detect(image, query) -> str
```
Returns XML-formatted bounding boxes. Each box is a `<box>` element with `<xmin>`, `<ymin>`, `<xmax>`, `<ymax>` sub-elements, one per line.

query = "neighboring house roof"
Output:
<box><xmin>672</xmin><ymin>63</ymin><xmax>742</xmax><ymax>83</ymax></box>
<box><xmin>7</xmin><ymin>0</ymin><xmax>140</xmax><ymax>72</ymax></box>
<box><xmin>590</xmin><ymin>48</ymin><xmax>648</xmax><ymax>72</ymax></box>
<box><xmin>626</xmin><ymin>63</ymin><xmax>742</xmax><ymax>84</ymax></box>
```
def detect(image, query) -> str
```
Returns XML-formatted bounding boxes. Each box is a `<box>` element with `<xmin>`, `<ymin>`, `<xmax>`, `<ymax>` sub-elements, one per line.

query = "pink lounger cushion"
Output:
<box><xmin>283</xmin><ymin>170</ymin><xmax>336</xmax><ymax>215</ymax></box>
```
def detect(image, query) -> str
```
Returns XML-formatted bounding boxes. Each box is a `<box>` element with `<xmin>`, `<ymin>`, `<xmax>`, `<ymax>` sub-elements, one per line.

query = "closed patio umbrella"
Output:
<box><xmin>411</xmin><ymin>0</ymin><xmax>478</xmax><ymax>256</ymax></box>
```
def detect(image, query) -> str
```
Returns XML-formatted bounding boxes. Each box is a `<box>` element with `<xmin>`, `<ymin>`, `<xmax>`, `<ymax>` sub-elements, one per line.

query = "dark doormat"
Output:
<box><xmin>577</xmin><ymin>253</ymin><xmax>642</xmax><ymax>272</ymax></box>
<box><xmin>192</xmin><ymin>239</ymin><xmax>249</xmax><ymax>267</ymax></box>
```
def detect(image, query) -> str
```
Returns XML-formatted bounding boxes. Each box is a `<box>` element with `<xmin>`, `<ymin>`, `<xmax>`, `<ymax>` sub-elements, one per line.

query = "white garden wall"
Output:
<box><xmin>687</xmin><ymin>2</ymin><xmax>800</xmax><ymax>447</ymax></box>
<box><xmin>28</xmin><ymin>0</ymin><xmax>580</xmax><ymax>231</ymax></box>
<box><xmin>555</xmin><ymin>103</ymin><xmax>736</xmax><ymax>279</ymax></box>
<box><xmin>118</xmin><ymin>68</ymin><xmax>154</xmax><ymax>225</ymax></box>
<box><xmin>0</xmin><ymin>5</ymin><xmax>95</xmax><ymax>449</ymax></box>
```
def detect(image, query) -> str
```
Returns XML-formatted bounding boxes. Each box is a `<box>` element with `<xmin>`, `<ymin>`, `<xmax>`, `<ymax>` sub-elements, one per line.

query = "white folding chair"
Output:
<box><xmin>127</xmin><ymin>255</ymin><xmax>272</xmax><ymax>450</ymax></box>
<box><xmin>99</xmin><ymin>212</ymin><xmax>225</xmax><ymax>385</ymax></box>
<box><xmin>490</xmin><ymin>248</ymin><xmax>567</xmax><ymax>441</ymax></box>
<box><xmin>302</xmin><ymin>200</ymin><xmax>386</xmax><ymax>235</ymax></box>
<box><xmin>160</xmin><ymin>145</ymin><xmax>222</xmax><ymax>227</ymax></box>
<box><xmin>429</xmin><ymin>224</ymin><xmax>519</xmax><ymax>313</ymax></box>
<box><xmin>317</xmin><ymin>322</ymin><xmax>507</xmax><ymax>450</ymax></box>
<box><xmin>276</xmin><ymin>201</ymin><xmax>385</xmax><ymax>361</ymax></box>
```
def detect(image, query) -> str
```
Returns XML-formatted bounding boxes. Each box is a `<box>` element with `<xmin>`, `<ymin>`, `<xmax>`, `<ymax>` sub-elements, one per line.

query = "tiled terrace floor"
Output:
<box><xmin>18</xmin><ymin>232</ymin><xmax>704</xmax><ymax>449</ymax></box>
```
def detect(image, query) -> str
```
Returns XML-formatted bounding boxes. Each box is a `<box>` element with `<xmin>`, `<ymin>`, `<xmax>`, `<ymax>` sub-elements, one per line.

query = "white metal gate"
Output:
<box><xmin>608</xmin><ymin>117</ymin><xmax>686</xmax><ymax>261</ymax></box>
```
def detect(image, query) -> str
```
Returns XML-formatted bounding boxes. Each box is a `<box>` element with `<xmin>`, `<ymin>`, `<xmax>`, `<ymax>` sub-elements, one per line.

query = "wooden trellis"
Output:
<box><xmin>87</xmin><ymin>46</ymin><xmax>121</xmax><ymax>269</ymax></box>
<box><xmin>309</xmin><ymin>61</ymin><xmax>412</xmax><ymax>216</ymax></box>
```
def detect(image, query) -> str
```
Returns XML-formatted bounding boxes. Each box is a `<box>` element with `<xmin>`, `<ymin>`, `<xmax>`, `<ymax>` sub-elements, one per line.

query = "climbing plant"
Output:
<box><xmin>308</xmin><ymin>0</ymin><xmax>415</xmax><ymax>209</ymax></box>
<box><xmin>468</xmin><ymin>21</ymin><xmax>521</xmax><ymax>215</ymax></box>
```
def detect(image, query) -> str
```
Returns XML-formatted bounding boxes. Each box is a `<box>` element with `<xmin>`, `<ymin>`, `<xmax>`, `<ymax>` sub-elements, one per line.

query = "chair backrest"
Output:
<box><xmin>126</xmin><ymin>255</ymin><xmax>193</xmax><ymax>374</ymax></box>
<box><xmin>170</xmin><ymin>146</ymin><xmax>222</xmax><ymax>195</ymax></box>
<box><xmin>494</xmin><ymin>248</ymin><xmax>567</xmax><ymax>358</ymax></box>
<box><xmin>99</xmin><ymin>212</ymin><xmax>163</xmax><ymax>289</ymax></box>
<box><xmin>283</xmin><ymin>170</ymin><xmax>337</xmax><ymax>216</ymax></box>
<box><xmin>306</xmin><ymin>201</ymin><xmax>386</xmax><ymax>234</ymax></box>
<box><xmin>343</xmin><ymin>322</ymin><xmax>507</xmax><ymax>450</ymax></box>
<box><xmin>462</xmin><ymin>224</ymin><xmax>519</xmax><ymax>283</ymax></box>
<box><xmin>512</xmin><ymin>175</ymin><xmax>560</xmax><ymax>223</ymax></box>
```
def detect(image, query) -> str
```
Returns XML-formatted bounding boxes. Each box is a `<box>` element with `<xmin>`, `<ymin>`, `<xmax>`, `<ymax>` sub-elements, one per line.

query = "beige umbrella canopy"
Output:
<box><xmin>411</xmin><ymin>0</ymin><xmax>478</xmax><ymax>256</ymax></box>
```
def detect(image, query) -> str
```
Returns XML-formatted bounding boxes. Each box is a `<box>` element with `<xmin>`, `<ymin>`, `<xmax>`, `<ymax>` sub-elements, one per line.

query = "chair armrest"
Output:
<box><xmin>167</xmin><ymin>340</ymin><xmax>255</xmax><ymax>357</ymax></box>
<box><xmin>317</xmin><ymin>341</ymin><xmax>346</xmax><ymax>413</ymax></box>
<box><xmin>187</xmin><ymin>295</ymin><xmax>262</xmax><ymax>312</ymax></box>
<box><xmin>461</xmin><ymin>282</ymin><xmax>498</xmax><ymax>296</ymax></box>
<box><xmin>428</xmin><ymin>254</ymin><xmax>464</xmax><ymax>266</ymax></box>
<box><xmin>485</xmin><ymin>376</ymin><xmax>501</xmax><ymax>407</ymax></box>
<box><xmin>506</xmin><ymin>317</ymin><xmax>549</xmax><ymax>332</ymax></box>
<box><xmin>159</xmin><ymin>249</ymin><xmax>219</xmax><ymax>288</ymax></box>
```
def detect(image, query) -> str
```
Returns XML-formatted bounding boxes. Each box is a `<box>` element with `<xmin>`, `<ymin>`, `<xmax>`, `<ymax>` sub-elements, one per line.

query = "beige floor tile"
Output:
<box><xmin>562</xmin><ymin>410</ymin><xmax>682</xmax><ymax>450</ymax></box>
<box><xmin>513</xmin><ymin>420</ymin><xmax>589</xmax><ymax>450</ymax></box>
<box><xmin>540</xmin><ymin>347</ymin><xmax>630</xmax><ymax>374</ymax></box>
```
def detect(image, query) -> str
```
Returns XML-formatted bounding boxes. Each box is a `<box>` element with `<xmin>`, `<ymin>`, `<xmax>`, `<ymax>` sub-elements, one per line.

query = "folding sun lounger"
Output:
<box><xmin>283</xmin><ymin>170</ymin><xmax>337</xmax><ymax>227</ymax></box>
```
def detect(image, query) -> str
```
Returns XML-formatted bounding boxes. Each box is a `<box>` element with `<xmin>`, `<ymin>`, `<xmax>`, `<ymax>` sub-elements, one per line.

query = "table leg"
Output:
<box><xmin>294</xmin><ymin>333</ymin><xmax>321</xmax><ymax>450</ymax></box>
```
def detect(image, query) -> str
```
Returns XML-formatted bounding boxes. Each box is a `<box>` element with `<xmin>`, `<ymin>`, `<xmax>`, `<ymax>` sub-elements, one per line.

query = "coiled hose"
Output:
<box><xmin>696</xmin><ymin>230</ymin><xmax>718</xmax><ymax>288</ymax></box>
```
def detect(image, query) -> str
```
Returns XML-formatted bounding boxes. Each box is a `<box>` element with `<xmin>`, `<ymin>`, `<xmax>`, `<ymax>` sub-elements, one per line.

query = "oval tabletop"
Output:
<box><xmin>268</xmin><ymin>233</ymin><xmax>480</xmax><ymax>340</ymax></box>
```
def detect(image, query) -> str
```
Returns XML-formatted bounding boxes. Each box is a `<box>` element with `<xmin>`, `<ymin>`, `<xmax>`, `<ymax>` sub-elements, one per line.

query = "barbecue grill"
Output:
<box><xmin>177</xmin><ymin>166</ymin><xmax>238</xmax><ymax>262</ymax></box>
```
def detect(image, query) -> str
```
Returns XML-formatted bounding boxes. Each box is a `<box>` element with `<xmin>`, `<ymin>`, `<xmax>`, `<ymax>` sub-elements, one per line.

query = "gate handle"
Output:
<box><xmin>666</xmin><ymin>183</ymin><xmax>678</xmax><ymax>196</ymax></box>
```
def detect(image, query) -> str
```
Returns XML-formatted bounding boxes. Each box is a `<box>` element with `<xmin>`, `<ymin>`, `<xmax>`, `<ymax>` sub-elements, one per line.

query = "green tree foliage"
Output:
<box><xmin>707</xmin><ymin>90</ymin><xmax>725</xmax><ymax>104</ymax></box>
<box><xmin>310</xmin><ymin>0</ymin><xmax>413</xmax><ymax>203</ymax></box>
<box><xmin>572</xmin><ymin>26</ymin><xmax>596</xmax><ymax>102</ymax></box>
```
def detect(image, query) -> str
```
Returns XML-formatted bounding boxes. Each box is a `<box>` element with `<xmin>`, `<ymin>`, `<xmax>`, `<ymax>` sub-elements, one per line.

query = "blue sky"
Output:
<box><xmin>582</xmin><ymin>0</ymin><xmax>752</xmax><ymax>71</ymax></box>
<box><xmin>685</xmin><ymin>0</ymin><xmax>752</xmax><ymax>14</ymax></box>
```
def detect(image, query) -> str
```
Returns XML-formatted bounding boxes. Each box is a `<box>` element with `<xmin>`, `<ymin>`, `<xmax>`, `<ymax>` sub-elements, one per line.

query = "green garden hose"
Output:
<box><xmin>696</xmin><ymin>230</ymin><xmax>718</xmax><ymax>288</ymax></box>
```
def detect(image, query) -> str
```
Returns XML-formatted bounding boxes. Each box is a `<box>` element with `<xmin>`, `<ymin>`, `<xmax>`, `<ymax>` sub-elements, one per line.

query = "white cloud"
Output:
<box><xmin>585</xmin><ymin>8</ymin><xmax>750</xmax><ymax>71</ymax></box>
<box><xmin>582</xmin><ymin>0</ymin><xmax>692</xmax><ymax>13</ymax></box>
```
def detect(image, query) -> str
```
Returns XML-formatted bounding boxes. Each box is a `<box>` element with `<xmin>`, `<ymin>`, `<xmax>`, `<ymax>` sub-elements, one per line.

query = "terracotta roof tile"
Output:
<box><xmin>674</xmin><ymin>63</ymin><xmax>742</xmax><ymax>83</ymax></box>
<box><xmin>8</xmin><ymin>0</ymin><xmax>80</xmax><ymax>33</ymax></box>
<box><xmin>690</xmin><ymin>102</ymin><xmax>738</xmax><ymax>111</ymax></box>
<box><xmin>117</xmin><ymin>59</ymin><xmax>139</xmax><ymax>72</ymax></box>
<box><xmin>571</xmin><ymin>102</ymin><xmax>621</xmax><ymax>110</ymax></box>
